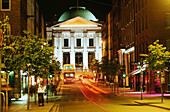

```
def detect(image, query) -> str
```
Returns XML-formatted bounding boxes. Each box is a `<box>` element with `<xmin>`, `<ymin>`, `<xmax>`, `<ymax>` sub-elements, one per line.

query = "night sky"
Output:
<box><xmin>37</xmin><ymin>0</ymin><xmax>112</xmax><ymax>22</ymax></box>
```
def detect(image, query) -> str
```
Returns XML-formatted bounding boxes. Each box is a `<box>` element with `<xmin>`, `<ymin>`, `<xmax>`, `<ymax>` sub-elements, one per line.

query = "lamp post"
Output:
<box><xmin>140</xmin><ymin>57</ymin><xmax>144</xmax><ymax>100</ymax></box>
<box><xmin>27</xmin><ymin>63</ymin><xmax>31</xmax><ymax>110</ymax></box>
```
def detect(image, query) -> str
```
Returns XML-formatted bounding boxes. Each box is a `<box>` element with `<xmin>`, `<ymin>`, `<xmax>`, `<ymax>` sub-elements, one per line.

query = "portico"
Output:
<box><xmin>47</xmin><ymin>16</ymin><xmax>102</xmax><ymax>70</ymax></box>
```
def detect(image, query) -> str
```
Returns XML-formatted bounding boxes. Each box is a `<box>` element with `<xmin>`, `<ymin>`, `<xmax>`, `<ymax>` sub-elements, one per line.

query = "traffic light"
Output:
<box><xmin>122</xmin><ymin>74</ymin><xmax>126</xmax><ymax>78</ymax></box>
<box><xmin>49</xmin><ymin>74</ymin><xmax>53</xmax><ymax>78</ymax></box>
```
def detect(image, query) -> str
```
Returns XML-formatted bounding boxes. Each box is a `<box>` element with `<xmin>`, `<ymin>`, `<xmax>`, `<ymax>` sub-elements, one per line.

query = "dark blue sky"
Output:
<box><xmin>37</xmin><ymin>0</ymin><xmax>112</xmax><ymax>22</ymax></box>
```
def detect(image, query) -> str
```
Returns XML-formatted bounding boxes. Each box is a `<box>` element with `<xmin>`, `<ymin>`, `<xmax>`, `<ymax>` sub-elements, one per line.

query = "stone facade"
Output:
<box><xmin>47</xmin><ymin>17</ymin><xmax>102</xmax><ymax>70</ymax></box>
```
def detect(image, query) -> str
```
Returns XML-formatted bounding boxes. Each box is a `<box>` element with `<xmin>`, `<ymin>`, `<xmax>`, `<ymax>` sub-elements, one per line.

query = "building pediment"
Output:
<box><xmin>52</xmin><ymin>16</ymin><xmax>102</xmax><ymax>28</ymax></box>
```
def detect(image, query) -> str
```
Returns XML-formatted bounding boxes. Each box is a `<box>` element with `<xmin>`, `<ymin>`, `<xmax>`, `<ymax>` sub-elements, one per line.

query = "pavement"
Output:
<box><xmin>6</xmin><ymin>81</ymin><xmax>63</xmax><ymax>112</ymax></box>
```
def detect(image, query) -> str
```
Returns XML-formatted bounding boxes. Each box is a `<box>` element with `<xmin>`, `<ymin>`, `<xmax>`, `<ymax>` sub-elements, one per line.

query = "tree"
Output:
<box><xmin>141</xmin><ymin>40</ymin><xmax>170</xmax><ymax>102</ymax></box>
<box><xmin>101</xmin><ymin>56</ymin><xmax>120</xmax><ymax>83</ymax></box>
<box><xmin>89</xmin><ymin>59</ymin><xmax>101</xmax><ymax>81</ymax></box>
<box><xmin>21</xmin><ymin>31</ymin><xmax>54</xmax><ymax>109</ymax></box>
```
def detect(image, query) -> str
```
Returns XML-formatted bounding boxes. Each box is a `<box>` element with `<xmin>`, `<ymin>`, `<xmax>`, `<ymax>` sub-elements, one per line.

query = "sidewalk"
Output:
<box><xmin>95</xmin><ymin>82</ymin><xmax>170</xmax><ymax>111</ymax></box>
<box><xmin>8</xmin><ymin>94</ymin><xmax>55</xmax><ymax>112</ymax></box>
<box><xmin>8</xmin><ymin>81</ymin><xmax>63</xmax><ymax>112</ymax></box>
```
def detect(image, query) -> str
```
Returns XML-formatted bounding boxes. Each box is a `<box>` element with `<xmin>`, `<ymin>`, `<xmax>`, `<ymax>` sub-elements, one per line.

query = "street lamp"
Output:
<box><xmin>140</xmin><ymin>57</ymin><xmax>144</xmax><ymax>100</ymax></box>
<box><xmin>27</xmin><ymin>63</ymin><xmax>31</xmax><ymax>110</ymax></box>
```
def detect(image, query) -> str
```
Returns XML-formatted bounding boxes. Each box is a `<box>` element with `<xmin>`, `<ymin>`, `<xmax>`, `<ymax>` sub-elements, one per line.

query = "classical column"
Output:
<box><xmin>70</xmin><ymin>34</ymin><xmax>75</xmax><ymax>68</ymax></box>
<box><xmin>83</xmin><ymin>35</ymin><xmax>88</xmax><ymax>69</ymax></box>
<box><xmin>54</xmin><ymin>37</ymin><xmax>57</xmax><ymax>58</ymax></box>
<box><xmin>58</xmin><ymin>37</ymin><xmax>63</xmax><ymax>69</ymax></box>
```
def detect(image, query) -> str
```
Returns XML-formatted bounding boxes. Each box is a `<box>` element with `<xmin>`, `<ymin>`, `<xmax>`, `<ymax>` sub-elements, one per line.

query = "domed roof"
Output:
<box><xmin>58</xmin><ymin>6</ymin><xmax>97</xmax><ymax>22</ymax></box>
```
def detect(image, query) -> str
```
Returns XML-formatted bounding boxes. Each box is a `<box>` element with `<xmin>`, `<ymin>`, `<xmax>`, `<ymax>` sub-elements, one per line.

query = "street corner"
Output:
<box><xmin>134</xmin><ymin>100</ymin><xmax>170</xmax><ymax>111</ymax></box>
<box><xmin>134</xmin><ymin>100</ymin><xmax>161</xmax><ymax>105</ymax></box>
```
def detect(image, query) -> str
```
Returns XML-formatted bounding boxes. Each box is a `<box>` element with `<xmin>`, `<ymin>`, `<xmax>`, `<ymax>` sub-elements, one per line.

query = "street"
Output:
<box><xmin>49</xmin><ymin>80</ymin><xmax>170</xmax><ymax>112</ymax></box>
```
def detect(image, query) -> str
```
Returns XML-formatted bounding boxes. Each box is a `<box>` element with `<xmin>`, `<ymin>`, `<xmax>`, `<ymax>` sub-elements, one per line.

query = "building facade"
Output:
<box><xmin>102</xmin><ymin>0</ymin><xmax>170</xmax><ymax>93</ymax></box>
<box><xmin>0</xmin><ymin>0</ymin><xmax>46</xmax><ymax>37</ymax></box>
<box><xmin>47</xmin><ymin>7</ymin><xmax>102</xmax><ymax>73</ymax></box>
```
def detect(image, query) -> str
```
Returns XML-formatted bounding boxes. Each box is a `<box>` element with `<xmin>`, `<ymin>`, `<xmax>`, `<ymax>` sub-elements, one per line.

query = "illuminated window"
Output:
<box><xmin>0</xmin><ymin>0</ymin><xmax>11</xmax><ymax>11</ymax></box>
<box><xmin>64</xmin><ymin>39</ymin><xmax>68</xmax><ymax>47</ymax></box>
<box><xmin>77</xmin><ymin>39</ymin><xmax>81</xmax><ymax>47</ymax></box>
<box><xmin>89</xmin><ymin>38</ymin><xmax>93</xmax><ymax>46</ymax></box>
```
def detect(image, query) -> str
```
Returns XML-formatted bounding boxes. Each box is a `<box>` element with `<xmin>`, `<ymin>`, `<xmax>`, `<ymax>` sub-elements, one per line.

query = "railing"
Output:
<box><xmin>0</xmin><ymin>92</ymin><xmax>5</xmax><ymax>112</ymax></box>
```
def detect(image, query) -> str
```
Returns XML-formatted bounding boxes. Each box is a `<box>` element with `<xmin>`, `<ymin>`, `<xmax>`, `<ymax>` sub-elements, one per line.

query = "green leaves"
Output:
<box><xmin>1</xmin><ymin>17</ymin><xmax>61</xmax><ymax>78</ymax></box>
<box><xmin>142</xmin><ymin>40</ymin><xmax>170</xmax><ymax>72</ymax></box>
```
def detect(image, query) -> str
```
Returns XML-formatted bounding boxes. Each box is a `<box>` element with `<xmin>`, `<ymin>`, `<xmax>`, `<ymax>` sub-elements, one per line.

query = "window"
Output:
<box><xmin>142</xmin><ymin>0</ymin><xmax>144</xmax><ymax>8</ymax></box>
<box><xmin>165</xmin><ymin>13</ymin><xmax>170</xmax><ymax>28</ymax></box>
<box><xmin>136</xmin><ymin>21</ymin><xmax>138</xmax><ymax>35</ymax></box>
<box><xmin>135</xmin><ymin>3</ymin><xmax>137</xmax><ymax>13</ymax></box>
<box><xmin>139</xmin><ymin>19</ymin><xmax>141</xmax><ymax>33</ymax></box>
<box><xmin>138</xmin><ymin>0</ymin><xmax>140</xmax><ymax>11</ymax></box>
<box><xmin>77</xmin><ymin>39</ymin><xmax>81</xmax><ymax>47</ymax></box>
<box><xmin>142</xmin><ymin>16</ymin><xmax>144</xmax><ymax>31</ymax></box>
<box><xmin>145</xmin><ymin>15</ymin><xmax>148</xmax><ymax>29</ymax></box>
<box><xmin>89</xmin><ymin>38</ymin><xmax>93</xmax><ymax>46</ymax></box>
<box><xmin>64</xmin><ymin>39</ymin><xmax>69</xmax><ymax>47</ymax></box>
<box><xmin>1</xmin><ymin>0</ymin><xmax>11</xmax><ymax>11</ymax></box>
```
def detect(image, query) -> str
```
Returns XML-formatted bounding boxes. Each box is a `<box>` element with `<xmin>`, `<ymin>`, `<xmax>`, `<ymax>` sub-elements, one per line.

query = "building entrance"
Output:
<box><xmin>63</xmin><ymin>52</ymin><xmax>70</xmax><ymax>65</ymax></box>
<box><xmin>75</xmin><ymin>52</ymin><xmax>83</xmax><ymax>69</ymax></box>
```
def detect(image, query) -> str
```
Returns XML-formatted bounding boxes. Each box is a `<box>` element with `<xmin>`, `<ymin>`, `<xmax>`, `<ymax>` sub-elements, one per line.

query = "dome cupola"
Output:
<box><xmin>58</xmin><ymin>6</ymin><xmax>97</xmax><ymax>21</ymax></box>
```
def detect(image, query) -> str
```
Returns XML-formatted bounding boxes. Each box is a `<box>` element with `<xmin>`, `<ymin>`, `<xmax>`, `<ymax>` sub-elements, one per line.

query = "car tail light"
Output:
<box><xmin>64</xmin><ymin>79</ymin><xmax>66</xmax><ymax>82</ymax></box>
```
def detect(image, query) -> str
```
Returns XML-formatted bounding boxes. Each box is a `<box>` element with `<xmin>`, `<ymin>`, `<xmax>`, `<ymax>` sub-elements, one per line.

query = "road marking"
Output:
<box><xmin>56</xmin><ymin>104</ymin><xmax>60</xmax><ymax>112</ymax></box>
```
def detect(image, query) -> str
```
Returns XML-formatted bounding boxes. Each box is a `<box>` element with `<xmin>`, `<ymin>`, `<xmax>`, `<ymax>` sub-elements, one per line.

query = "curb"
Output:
<box><xmin>134</xmin><ymin>101</ymin><xmax>170</xmax><ymax>110</ymax></box>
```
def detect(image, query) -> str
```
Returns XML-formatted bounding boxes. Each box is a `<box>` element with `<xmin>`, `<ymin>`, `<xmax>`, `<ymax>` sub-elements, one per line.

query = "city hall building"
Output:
<box><xmin>47</xmin><ymin>7</ymin><xmax>102</xmax><ymax>71</ymax></box>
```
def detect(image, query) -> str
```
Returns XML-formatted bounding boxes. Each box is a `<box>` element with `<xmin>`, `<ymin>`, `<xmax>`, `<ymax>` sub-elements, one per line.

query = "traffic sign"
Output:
<box><xmin>0</xmin><ymin>27</ymin><xmax>3</xmax><ymax>47</ymax></box>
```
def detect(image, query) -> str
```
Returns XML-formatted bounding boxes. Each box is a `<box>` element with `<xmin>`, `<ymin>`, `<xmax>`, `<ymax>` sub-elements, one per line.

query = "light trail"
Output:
<box><xmin>84</xmin><ymin>79</ymin><xmax>110</xmax><ymax>94</ymax></box>
<box><xmin>76</xmin><ymin>83</ymin><xmax>110</xmax><ymax>112</ymax></box>
<box><xmin>84</xmin><ymin>85</ymin><xmax>100</xmax><ymax>94</ymax></box>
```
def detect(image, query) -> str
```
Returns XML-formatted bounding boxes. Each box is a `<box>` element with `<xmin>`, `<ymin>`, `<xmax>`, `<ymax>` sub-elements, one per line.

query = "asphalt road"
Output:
<box><xmin>54</xmin><ymin>80</ymin><xmax>170</xmax><ymax>112</ymax></box>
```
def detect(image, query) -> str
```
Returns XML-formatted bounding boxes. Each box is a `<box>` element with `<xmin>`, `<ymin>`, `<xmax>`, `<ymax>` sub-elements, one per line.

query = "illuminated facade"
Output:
<box><xmin>103</xmin><ymin>0</ymin><xmax>170</xmax><ymax>92</ymax></box>
<box><xmin>47</xmin><ymin>7</ymin><xmax>102</xmax><ymax>70</ymax></box>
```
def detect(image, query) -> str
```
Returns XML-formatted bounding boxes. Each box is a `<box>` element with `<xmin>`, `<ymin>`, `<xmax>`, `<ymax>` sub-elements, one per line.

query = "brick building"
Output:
<box><xmin>102</xmin><ymin>0</ymin><xmax>170</xmax><ymax>92</ymax></box>
<box><xmin>0</xmin><ymin>0</ymin><xmax>46</xmax><ymax>37</ymax></box>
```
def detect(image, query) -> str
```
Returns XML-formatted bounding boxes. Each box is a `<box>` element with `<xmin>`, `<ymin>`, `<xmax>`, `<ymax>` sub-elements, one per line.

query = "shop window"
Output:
<box><xmin>0</xmin><ymin>0</ymin><xmax>11</xmax><ymax>11</ymax></box>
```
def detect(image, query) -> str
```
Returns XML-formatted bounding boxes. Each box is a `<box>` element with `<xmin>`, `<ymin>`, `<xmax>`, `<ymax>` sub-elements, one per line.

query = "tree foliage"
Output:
<box><xmin>140</xmin><ymin>40</ymin><xmax>170</xmax><ymax>72</ymax></box>
<box><xmin>101</xmin><ymin>56</ymin><xmax>120</xmax><ymax>82</ymax></box>
<box><xmin>0</xmin><ymin>16</ymin><xmax>61</xmax><ymax>78</ymax></box>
